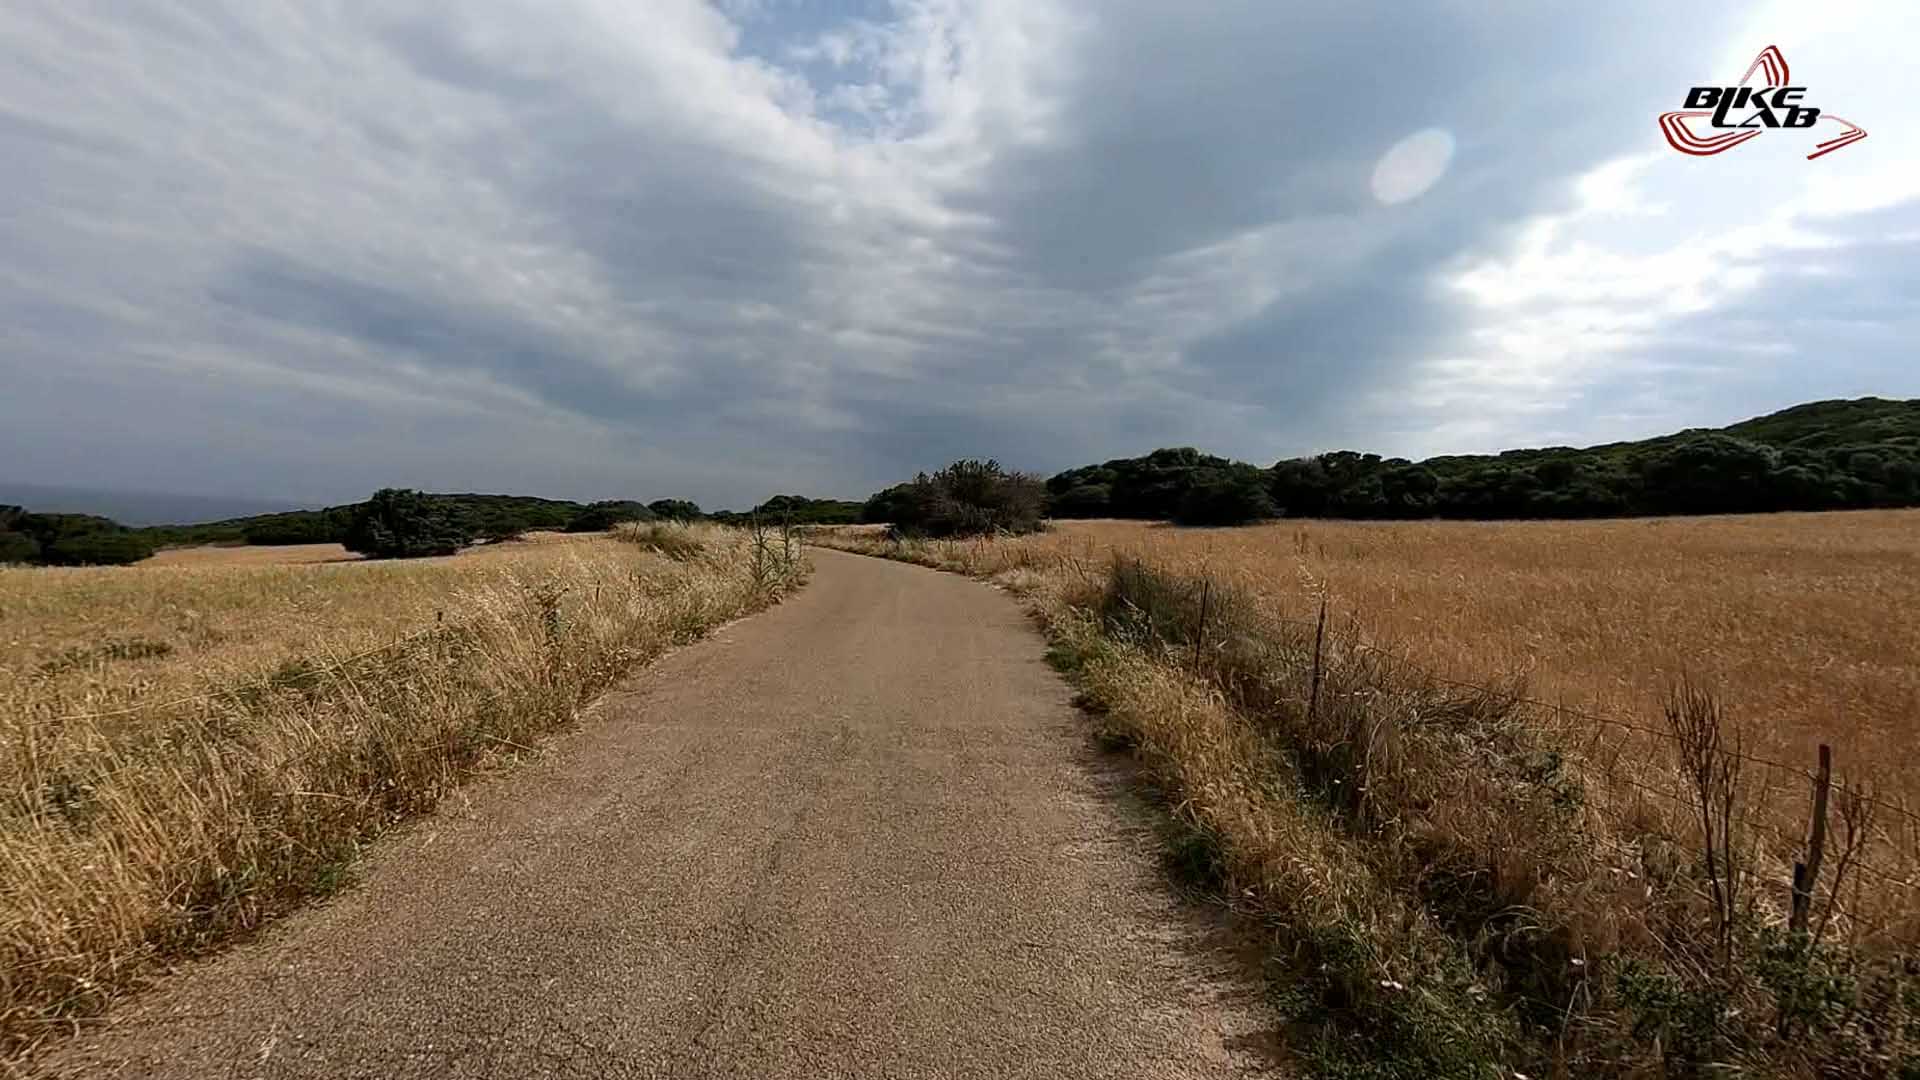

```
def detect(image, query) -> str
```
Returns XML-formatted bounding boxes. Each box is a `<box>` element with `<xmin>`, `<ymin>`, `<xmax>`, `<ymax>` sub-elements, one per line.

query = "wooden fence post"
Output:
<box><xmin>1790</xmin><ymin>743</ymin><xmax>1833</xmax><ymax>935</ymax></box>
<box><xmin>1307</xmin><ymin>596</ymin><xmax>1328</xmax><ymax>725</ymax></box>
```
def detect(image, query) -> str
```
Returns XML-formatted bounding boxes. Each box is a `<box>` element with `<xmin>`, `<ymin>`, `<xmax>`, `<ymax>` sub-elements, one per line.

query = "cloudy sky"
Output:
<box><xmin>3</xmin><ymin>1</ymin><xmax>1916</xmax><ymax>509</ymax></box>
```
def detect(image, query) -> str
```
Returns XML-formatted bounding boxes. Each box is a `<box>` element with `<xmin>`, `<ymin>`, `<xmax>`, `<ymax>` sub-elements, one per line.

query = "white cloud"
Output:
<box><xmin>0</xmin><ymin>0</ymin><xmax>1915</xmax><ymax>506</ymax></box>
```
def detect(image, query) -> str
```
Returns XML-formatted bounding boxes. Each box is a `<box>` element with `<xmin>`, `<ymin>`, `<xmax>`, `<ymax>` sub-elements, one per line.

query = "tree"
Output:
<box><xmin>861</xmin><ymin>484</ymin><xmax>921</xmax><ymax>525</ymax></box>
<box><xmin>566</xmin><ymin>500</ymin><xmax>655</xmax><ymax>533</ymax></box>
<box><xmin>1173</xmin><ymin>468</ymin><xmax>1277</xmax><ymax>526</ymax></box>
<box><xmin>343</xmin><ymin>489</ymin><xmax>472</xmax><ymax>559</ymax></box>
<box><xmin>1047</xmin><ymin>449</ymin><xmax>1255</xmax><ymax>521</ymax></box>
<box><xmin>734</xmin><ymin>496</ymin><xmax>863</xmax><ymax>525</ymax></box>
<box><xmin>2</xmin><ymin>508</ymin><xmax>156</xmax><ymax>566</ymax></box>
<box><xmin>40</xmin><ymin>529</ymin><xmax>156</xmax><ymax>566</ymax></box>
<box><xmin>0</xmin><ymin>528</ymin><xmax>40</xmax><ymax>564</ymax></box>
<box><xmin>871</xmin><ymin>459</ymin><xmax>1046</xmax><ymax>538</ymax></box>
<box><xmin>1048</xmin><ymin>483</ymin><xmax>1113</xmax><ymax>518</ymax></box>
<box><xmin>1636</xmin><ymin>435</ymin><xmax>1780</xmax><ymax>515</ymax></box>
<box><xmin>1376</xmin><ymin>464</ymin><xmax>1440</xmax><ymax>517</ymax></box>
<box><xmin>647</xmin><ymin>499</ymin><xmax>703</xmax><ymax>522</ymax></box>
<box><xmin>241</xmin><ymin>509</ymin><xmax>350</xmax><ymax>545</ymax></box>
<box><xmin>1110</xmin><ymin>448</ymin><xmax>1238</xmax><ymax>519</ymax></box>
<box><xmin>1269</xmin><ymin>457</ymin><xmax>1336</xmax><ymax>517</ymax></box>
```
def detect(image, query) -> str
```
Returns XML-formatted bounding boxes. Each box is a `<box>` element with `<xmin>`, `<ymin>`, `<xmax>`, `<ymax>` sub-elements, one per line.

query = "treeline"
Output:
<box><xmin>268</xmin><ymin>491</ymin><xmax>716</xmax><ymax>560</ymax></box>
<box><xmin>180</xmin><ymin>494</ymin><xmax>710</xmax><ymax>548</ymax></box>
<box><xmin>1043</xmin><ymin>397</ymin><xmax>1920</xmax><ymax>524</ymax></box>
<box><xmin>1</xmin><ymin>492</ymin><xmax>720</xmax><ymax>567</ymax></box>
<box><xmin>225</xmin><ymin>494</ymin><xmax>623</xmax><ymax>547</ymax></box>
<box><xmin>710</xmin><ymin>495</ymin><xmax>863</xmax><ymax>527</ymax></box>
<box><xmin>1</xmin><ymin>484</ymin><xmax>871</xmax><ymax>568</ymax></box>
<box><xmin>0</xmin><ymin>507</ymin><xmax>160</xmax><ymax>567</ymax></box>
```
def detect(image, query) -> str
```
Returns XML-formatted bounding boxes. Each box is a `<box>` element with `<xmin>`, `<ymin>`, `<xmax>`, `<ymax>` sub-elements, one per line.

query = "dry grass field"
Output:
<box><xmin>135</xmin><ymin>529</ymin><xmax>590</xmax><ymax>568</ymax></box>
<box><xmin>1019</xmin><ymin>513</ymin><xmax>1920</xmax><ymax>789</ymax></box>
<box><xmin>9</xmin><ymin>533</ymin><xmax>621</xmax><ymax>716</ymax></box>
<box><xmin>0</xmin><ymin>524</ymin><xmax>804</xmax><ymax>1055</ymax></box>
<box><xmin>813</xmin><ymin>510</ymin><xmax>1920</xmax><ymax>1076</ymax></box>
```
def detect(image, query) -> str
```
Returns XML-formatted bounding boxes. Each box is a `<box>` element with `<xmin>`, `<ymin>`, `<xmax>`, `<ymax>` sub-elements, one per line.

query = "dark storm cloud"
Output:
<box><xmin>0</xmin><ymin>1</ymin><xmax>1914</xmax><ymax>509</ymax></box>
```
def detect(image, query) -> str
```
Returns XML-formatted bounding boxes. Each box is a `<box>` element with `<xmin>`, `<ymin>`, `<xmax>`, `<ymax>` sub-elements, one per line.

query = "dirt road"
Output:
<box><xmin>38</xmin><ymin>549</ymin><xmax>1278</xmax><ymax>1078</ymax></box>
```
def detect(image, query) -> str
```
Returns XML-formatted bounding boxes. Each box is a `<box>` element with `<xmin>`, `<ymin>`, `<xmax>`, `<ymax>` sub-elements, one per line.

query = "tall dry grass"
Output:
<box><xmin>1</xmin><ymin>524</ymin><xmax>802</xmax><ymax>1056</ymax></box>
<box><xmin>813</xmin><ymin>514</ymin><xmax>1920</xmax><ymax>1077</ymax></box>
<box><xmin>1042</xmin><ymin>514</ymin><xmax>1920</xmax><ymax>785</ymax></box>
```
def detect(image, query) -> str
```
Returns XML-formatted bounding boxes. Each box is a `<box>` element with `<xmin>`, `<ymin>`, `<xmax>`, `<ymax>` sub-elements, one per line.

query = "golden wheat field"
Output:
<box><xmin>134</xmin><ymin>529</ymin><xmax>590</xmax><ymax>568</ymax></box>
<box><xmin>6</xmin><ymin>532</ymin><xmax>619</xmax><ymax>717</ymax></box>
<box><xmin>0</xmin><ymin>524</ymin><xmax>803</xmax><ymax>1054</ymax></box>
<box><xmin>991</xmin><ymin>512</ymin><xmax>1920</xmax><ymax>791</ymax></box>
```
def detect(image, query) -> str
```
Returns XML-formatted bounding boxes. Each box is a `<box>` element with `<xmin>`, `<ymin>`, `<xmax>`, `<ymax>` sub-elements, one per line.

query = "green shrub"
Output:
<box><xmin>867</xmin><ymin>459</ymin><xmax>1046</xmax><ymax>538</ymax></box>
<box><xmin>565</xmin><ymin>500</ymin><xmax>656</xmax><ymax>533</ymax></box>
<box><xmin>646</xmin><ymin>499</ymin><xmax>703</xmax><ymax>522</ymax></box>
<box><xmin>39</xmin><ymin>530</ymin><xmax>156</xmax><ymax>566</ymax></box>
<box><xmin>1171</xmin><ymin>467</ymin><xmax>1276</xmax><ymax>526</ymax></box>
<box><xmin>1</xmin><ymin>508</ymin><xmax>156</xmax><ymax>566</ymax></box>
<box><xmin>342</xmin><ymin>489</ymin><xmax>473</xmax><ymax>559</ymax></box>
<box><xmin>241</xmin><ymin>509</ymin><xmax>349</xmax><ymax>546</ymax></box>
<box><xmin>0</xmin><ymin>529</ymin><xmax>41</xmax><ymax>564</ymax></box>
<box><xmin>729</xmin><ymin>495</ymin><xmax>862</xmax><ymax>525</ymax></box>
<box><xmin>861</xmin><ymin>484</ymin><xmax>921</xmax><ymax>525</ymax></box>
<box><xmin>1047</xmin><ymin>482</ymin><xmax>1112</xmax><ymax>518</ymax></box>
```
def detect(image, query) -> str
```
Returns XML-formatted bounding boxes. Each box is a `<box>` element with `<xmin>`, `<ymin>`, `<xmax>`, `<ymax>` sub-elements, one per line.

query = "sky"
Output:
<box><xmin>2</xmin><ymin>1</ymin><xmax>1916</xmax><ymax>510</ymax></box>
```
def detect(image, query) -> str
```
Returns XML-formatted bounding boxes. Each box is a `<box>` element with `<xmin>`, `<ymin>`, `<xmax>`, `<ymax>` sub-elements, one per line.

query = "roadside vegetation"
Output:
<box><xmin>813</xmin><ymin>512</ymin><xmax>1920</xmax><ymax>1078</ymax></box>
<box><xmin>0</xmin><ymin>524</ymin><xmax>804</xmax><ymax>1057</ymax></box>
<box><xmin>859</xmin><ymin>459</ymin><xmax>1047</xmax><ymax>537</ymax></box>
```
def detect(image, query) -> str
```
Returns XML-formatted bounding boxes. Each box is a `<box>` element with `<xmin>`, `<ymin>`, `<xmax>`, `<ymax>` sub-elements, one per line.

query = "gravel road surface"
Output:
<box><xmin>37</xmin><ymin>548</ymin><xmax>1279</xmax><ymax>1078</ymax></box>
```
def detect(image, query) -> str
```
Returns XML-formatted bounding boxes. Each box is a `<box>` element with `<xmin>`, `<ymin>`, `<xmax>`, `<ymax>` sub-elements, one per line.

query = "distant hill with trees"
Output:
<box><xmin>10</xmin><ymin>397</ymin><xmax>1914</xmax><ymax>564</ymax></box>
<box><xmin>1039</xmin><ymin>397</ymin><xmax>1920</xmax><ymax>525</ymax></box>
<box><xmin>709</xmin><ymin>495</ymin><xmax>864</xmax><ymax>527</ymax></box>
<box><xmin>135</xmin><ymin>493</ymin><xmax>608</xmax><ymax>549</ymax></box>
<box><xmin>1</xmin><ymin>491</ymin><xmax>716</xmax><ymax>566</ymax></box>
<box><xmin>563</xmin><ymin>500</ymin><xmax>657</xmax><ymax>533</ymax></box>
<box><xmin>0</xmin><ymin>506</ymin><xmax>159</xmax><ymax>566</ymax></box>
<box><xmin>1</xmin><ymin>488</ymin><xmax>868</xmax><ymax>567</ymax></box>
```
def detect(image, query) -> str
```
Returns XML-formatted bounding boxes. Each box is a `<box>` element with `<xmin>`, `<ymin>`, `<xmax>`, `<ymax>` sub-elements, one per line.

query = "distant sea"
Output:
<box><xmin>0</xmin><ymin>481</ymin><xmax>311</xmax><ymax>527</ymax></box>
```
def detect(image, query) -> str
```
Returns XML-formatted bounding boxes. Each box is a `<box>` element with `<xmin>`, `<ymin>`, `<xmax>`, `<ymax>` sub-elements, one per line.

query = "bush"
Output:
<box><xmin>0</xmin><ymin>529</ymin><xmax>41</xmax><ymax>564</ymax></box>
<box><xmin>342</xmin><ymin>489</ymin><xmax>473</xmax><ymax>559</ymax></box>
<box><xmin>241</xmin><ymin>510</ymin><xmax>349</xmax><ymax>546</ymax></box>
<box><xmin>565</xmin><ymin>500</ymin><xmax>656</xmax><ymax>533</ymax></box>
<box><xmin>861</xmin><ymin>484</ymin><xmax>921</xmax><ymax>525</ymax></box>
<box><xmin>39</xmin><ymin>530</ymin><xmax>157</xmax><ymax>566</ymax></box>
<box><xmin>1171</xmin><ymin>468</ymin><xmax>1276</xmax><ymax>526</ymax></box>
<box><xmin>613</xmin><ymin>521</ymin><xmax>705</xmax><ymax>561</ymax></box>
<box><xmin>868</xmin><ymin>459</ymin><xmax>1046</xmax><ymax>538</ymax></box>
<box><xmin>739</xmin><ymin>495</ymin><xmax>862</xmax><ymax>525</ymax></box>
<box><xmin>0</xmin><ymin>508</ymin><xmax>156</xmax><ymax>566</ymax></box>
<box><xmin>647</xmin><ymin>499</ymin><xmax>703</xmax><ymax>522</ymax></box>
<box><xmin>1047</xmin><ymin>483</ymin><xmax>1113</xmax><ymax>519</ymax></box>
